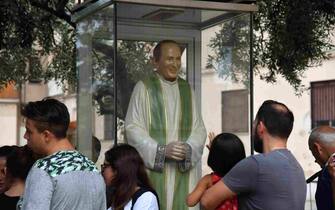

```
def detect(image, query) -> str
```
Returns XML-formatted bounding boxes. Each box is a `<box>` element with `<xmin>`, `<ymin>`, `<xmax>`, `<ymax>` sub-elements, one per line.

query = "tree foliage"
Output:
<box><xmin>255</xmin><ymin>0</ymin><xmax>335</xmax><ymax>90</ymax></box>
<box><xmin>91</xmin><ymin>40</ymin><xmax>155</xmax><ymax>117</ymax></box>
<box><xmin>0</xmin><ymin>0</ymin><xmax>76</xmax><ymax>88</ymax></box>
<box><xmin>206</xmin><ymin>14</ymin><xmax>251</xmax><ymax>88</ymax></box>
<box><xmin>207</xmin><ymin>0</ymin><xmax>335</xmax><ymax>92</ymax></box>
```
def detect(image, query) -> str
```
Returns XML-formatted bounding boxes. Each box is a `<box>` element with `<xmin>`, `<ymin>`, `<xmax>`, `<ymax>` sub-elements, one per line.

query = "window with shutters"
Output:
<box><xmin>311</xmin><ymin>80</ymin><xmax>335</xmax><ymax>128</ymax></box>
<box><xmin>222</xmin><ymin>89</ymin><xmax>249</xmax><ymax>132</ymax></box>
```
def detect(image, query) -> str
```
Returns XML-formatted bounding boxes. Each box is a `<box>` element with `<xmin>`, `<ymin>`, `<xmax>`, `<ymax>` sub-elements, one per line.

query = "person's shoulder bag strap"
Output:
<box><xmin>131</xmin><ymin>187</ymin><xmax>160</xmax><ymax>210</ymax></box>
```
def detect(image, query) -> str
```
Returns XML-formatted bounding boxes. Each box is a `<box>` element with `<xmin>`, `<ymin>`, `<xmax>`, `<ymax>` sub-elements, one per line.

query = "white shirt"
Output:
<box><xmin>107</xmin><ymin>191</ymin><xmax>159</xmax><ymax>210</ymax></box>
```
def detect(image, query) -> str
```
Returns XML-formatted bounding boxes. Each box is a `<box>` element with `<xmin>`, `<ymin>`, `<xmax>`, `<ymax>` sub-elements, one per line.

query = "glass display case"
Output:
<box><xmin>72</xmin><ymin>0</ymin><xmax>257</xmax><ymax>162</ymax></box>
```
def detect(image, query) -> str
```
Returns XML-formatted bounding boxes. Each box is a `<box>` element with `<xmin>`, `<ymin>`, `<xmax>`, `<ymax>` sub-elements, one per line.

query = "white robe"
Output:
<box><xmin>125</xmin><ymin>75</ymin><xmax>206</xmax><ymax>210</ymax></box>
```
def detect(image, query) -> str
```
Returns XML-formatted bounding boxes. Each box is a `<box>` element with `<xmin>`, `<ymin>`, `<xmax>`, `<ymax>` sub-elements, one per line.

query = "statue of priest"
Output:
<box><xmin>125</xmin><ymin>40</ymin><xmax>207</xmax><ymax>210</ymax></box>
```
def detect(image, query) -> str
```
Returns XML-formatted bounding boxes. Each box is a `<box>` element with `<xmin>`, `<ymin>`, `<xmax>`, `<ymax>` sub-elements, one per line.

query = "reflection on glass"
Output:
<box><xmin>206</xmin><ymin>14</ymin><xmax>250</xmax><ymax>88</ymax></box>
<box><xmin>201</xmin><ymin>13</ymin><xmax>251</xmax><ymax>158</ymax></box>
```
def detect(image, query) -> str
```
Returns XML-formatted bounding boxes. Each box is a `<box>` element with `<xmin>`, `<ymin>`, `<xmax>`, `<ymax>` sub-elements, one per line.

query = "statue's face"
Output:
<box><xmin>155</xmin><ymin>43</ymin><xmax>181</xmax><ymax>81</ymax></box>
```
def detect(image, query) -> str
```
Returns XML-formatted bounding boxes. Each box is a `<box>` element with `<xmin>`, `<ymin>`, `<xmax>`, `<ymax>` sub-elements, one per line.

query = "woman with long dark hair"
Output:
<box><xmin>102</xmin><ymin>144</ymin><xmax>159</xmax><ymax>210</ymax></box>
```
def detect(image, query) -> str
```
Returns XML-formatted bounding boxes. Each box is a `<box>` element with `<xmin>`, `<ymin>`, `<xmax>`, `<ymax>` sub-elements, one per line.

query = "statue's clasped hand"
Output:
<box><xmin>165</xmin><ymin>141</ymin><xmax>187</xmax><ymax>161</ymax></box>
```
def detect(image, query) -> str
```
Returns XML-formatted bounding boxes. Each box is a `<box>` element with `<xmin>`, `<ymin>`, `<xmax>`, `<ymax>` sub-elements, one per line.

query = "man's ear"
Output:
<box><xmin>42</xmin><ymin>130</ymin><xmax>54</xmax><ymax>143</ymax></box>
<box><xmin>314</xmin><ymin>142</ymin><xmax>324</xmax><ymax>155</ymax></box>
<box><xmin>258</xmin><ymin>121</ymin><xmax>266</xmax><ymax>135</ymax></box>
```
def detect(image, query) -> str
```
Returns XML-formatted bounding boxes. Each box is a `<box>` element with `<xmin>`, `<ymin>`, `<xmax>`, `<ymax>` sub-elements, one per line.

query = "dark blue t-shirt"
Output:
<box><xmin>316</xmin><ymin>167</ymin><xmax>333</xmax><ymax>210</ymax></box>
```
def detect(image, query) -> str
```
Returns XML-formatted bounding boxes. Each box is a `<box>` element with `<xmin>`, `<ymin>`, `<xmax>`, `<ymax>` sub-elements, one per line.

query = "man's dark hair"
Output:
<box><xmin>21</xmin><ymin>98</ymin><xmax>70</xmax><ymax>138</ymax></box>
<box><xmin>0</xmin><ymin>146</ymin><xmax>15</xmax><ymax>159</ymax></box>
<box><xmin>6</xmin><ymin>145</ymin><xmax>35</xmax><ymax>180</ymax></box>
<box><xmin>153</xmin><ymin>40</ymin><xmax>181</xmax><ymax>62</ymax></box>
<box><xmin>256</xmin><ymin>100</ymin><xmax>294</xmax><ymax>139</ymax></box>
<box><xmin>207</xmin><ymin>133</ymin><xmax>246</xmax><ymax>177</ymax></box>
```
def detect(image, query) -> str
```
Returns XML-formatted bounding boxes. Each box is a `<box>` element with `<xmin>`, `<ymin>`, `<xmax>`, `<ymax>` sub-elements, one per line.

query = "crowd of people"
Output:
<box><xmin>0</xmin><ymin>40</ymin><xmax>334</xmax><ymax>210</ymax></box>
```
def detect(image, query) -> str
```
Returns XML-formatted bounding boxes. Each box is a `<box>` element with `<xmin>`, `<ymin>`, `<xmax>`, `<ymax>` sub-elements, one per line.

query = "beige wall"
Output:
<box><xmin>24</xmin><ymin>82</ymin><xmax>48</xmax><ymax>102</ymax></box>
<box><xmin>0</xmin><ymin>103</ymin><xmax>18</xmax><ymax>146</ymax></box>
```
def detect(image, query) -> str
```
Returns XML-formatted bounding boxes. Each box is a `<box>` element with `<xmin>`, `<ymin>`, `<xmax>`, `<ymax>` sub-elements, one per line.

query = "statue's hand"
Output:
<box><xmin>165</xmin><ymin>141</ymin><xmax>186</xmax><ymax>161</ymax></box>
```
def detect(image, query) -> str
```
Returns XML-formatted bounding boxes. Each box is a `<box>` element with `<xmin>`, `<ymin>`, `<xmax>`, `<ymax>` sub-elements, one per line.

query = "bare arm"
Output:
<box><xmin>200</xmin><ymin>180</ymin><xmax>236</xmax><ymax>210</ymax></box>
<box><xmin>186</xmin><ymin>174</ymin><xmax>212</xmax><ymax>207</ymax></box>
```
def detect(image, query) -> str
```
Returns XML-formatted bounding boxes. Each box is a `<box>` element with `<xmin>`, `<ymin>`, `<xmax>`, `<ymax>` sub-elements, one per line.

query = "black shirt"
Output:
<box><xmin>316</xmin><ymin>168</ymin><xmax>333</xmax><ymax>210</ymax></box>
<box><xmin>0</xmin><ymin>193</ymin><xmax>20</xmax><ymax>210</ymax></box>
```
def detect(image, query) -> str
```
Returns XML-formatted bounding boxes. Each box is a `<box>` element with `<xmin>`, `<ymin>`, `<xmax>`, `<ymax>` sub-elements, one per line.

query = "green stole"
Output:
<box><xmin>143</xmin><ymin>75</ymin><xmax>193</xmax><ymax>210</ymax></box>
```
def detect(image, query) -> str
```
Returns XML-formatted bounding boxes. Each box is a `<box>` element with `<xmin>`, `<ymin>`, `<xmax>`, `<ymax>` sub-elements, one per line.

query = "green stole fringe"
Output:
<box><xmin>143</xmin><ymin>75</ymin><xmax>192</xmax><ymax>210</ymax></box>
